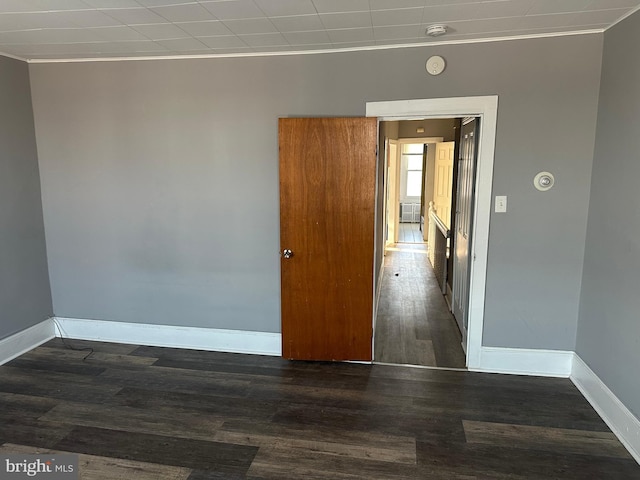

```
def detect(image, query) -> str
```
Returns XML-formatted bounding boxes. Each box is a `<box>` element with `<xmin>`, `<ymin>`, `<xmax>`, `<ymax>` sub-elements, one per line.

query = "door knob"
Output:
<box><xmin>282</xmin><ymin>249</ymin><xmax>294</xmax><ymax>259</ymax></box>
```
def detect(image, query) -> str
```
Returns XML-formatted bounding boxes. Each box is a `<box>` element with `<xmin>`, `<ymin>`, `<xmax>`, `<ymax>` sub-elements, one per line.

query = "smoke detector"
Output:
<box><xmin>425</xmin><ymin>24</ymin><xmax>448</xmax><ymax>37</ymax></box>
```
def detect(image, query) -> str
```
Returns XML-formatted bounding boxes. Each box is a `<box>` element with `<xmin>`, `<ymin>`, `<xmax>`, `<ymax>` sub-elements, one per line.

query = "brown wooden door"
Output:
<box><xmin>279</xmin><ymin>117</ymin><xmax>377</xmax><ymax>361</ymax></box>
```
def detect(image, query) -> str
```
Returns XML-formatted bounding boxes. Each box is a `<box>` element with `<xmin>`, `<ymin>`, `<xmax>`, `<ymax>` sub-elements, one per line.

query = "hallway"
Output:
<box><xmin>374</xmin><ymin>243</ymin><xmax>466</xmax><ymax>369</ymax></box>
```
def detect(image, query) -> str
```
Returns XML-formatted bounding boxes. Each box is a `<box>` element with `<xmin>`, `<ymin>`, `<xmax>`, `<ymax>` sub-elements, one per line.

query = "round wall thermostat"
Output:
<box><xmin>534</xmin><ymin>171</ymin><xmax>555</xmax><ymax>191</ymax></box>
<box><xmin>426</xmin><ymin>55</ymin><xmax>446</xmax><ymax>76</ymax></box>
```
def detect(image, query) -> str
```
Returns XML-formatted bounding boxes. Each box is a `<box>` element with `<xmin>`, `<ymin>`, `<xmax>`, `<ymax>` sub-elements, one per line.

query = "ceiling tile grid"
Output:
<box><xmin>0</xmin><ymin>0</ymin><xmax>636</xmax><ymax>60</ymax></box>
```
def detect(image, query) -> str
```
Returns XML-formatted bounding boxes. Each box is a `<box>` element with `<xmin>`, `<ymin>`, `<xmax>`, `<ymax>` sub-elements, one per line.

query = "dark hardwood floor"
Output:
<box><xmin>0</xmin><ymin>338</ymin><xmax>639</xmax><ymax>479</ymax></box>
<box><xmin>375</xmin><ymin>243</ymin><xmax>466</xmax><ymax>368</ymax></box>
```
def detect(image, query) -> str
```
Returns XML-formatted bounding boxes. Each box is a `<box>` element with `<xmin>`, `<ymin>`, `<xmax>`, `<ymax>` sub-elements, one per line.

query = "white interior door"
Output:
<box><xmin>433</xmin><ymin>142</ymin><xmax>455</xmax><ymax>228</ymax></box>
<box><xmin>452</xmin><ymin>119</ymin><xmax>478</xmax><ymax>343</ymax></box>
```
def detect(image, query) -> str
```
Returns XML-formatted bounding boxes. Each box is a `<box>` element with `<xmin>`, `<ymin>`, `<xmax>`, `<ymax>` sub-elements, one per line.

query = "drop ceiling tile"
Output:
<box><xmin>370</xmin><ymin>0</ymin><xmax>427</xmax><ymax>10</ymax></box>
<box><xmin>311</xmin><ymin>0</ymin><xmax>369</xmax><ymax>13</ymax></box>
<box><xmin>160</xmin><ymin>49</ymin><xmax>211</xmax><ymax>55</ymax></box>
<box><xmin>442</xmin><ymin>16</ymin><xmax>527</xmax><ymax>35</ymax></box>
<box><xmin>0</xmin><ymin>12</ymin><xmax>79</xmax><ymax>30</ymax></box>
<box><xmin>0</xmin><ymin>0</ymin><xmax>47</xmax><ymax>13</ymax></box>
<box><xmin>270</xmin><ymin>14</ymin><xmax>324</xmax><ymax>32</ymax></box>
<box><xmin>371</xmin><ymin>7</ymin><xmax>424</xmax><ymax>26</ymax></box>
<box><xmin>521</xmin><ymin>8</ymin><xmax>628</xmax><ymax>28</ymax></box>
<box><xmin>332</xmin><ymin>40</ymin><xmax>376</xmax><ymax>48</ymax></box>
<box><xmin>423</xmin><ymin>1</ymin><xmax>535</xmax><ymax>25</ymax></box>
<box><xmin>152</xmin><ymin>4</ymin><xmax>216</xmax><ymax>22</ymax></box>
<box><xmin>289</xmin><ymin>42</ymin><xmax>334</xmax><ymax>50</ymax></box>
<box><xmin>136</xmin><ymin>0</ymin><xmax>195</xmax><ymax>6</ymax></box>
<box><xmin>0</xmin><ymin>28</ymin><xmax>101</xmax><ymax>44</ymax></box>
<box><xmin>201</xmin><ymin>0</ymin><xmax>266</xmax><ymax>20</ymax></box>
<box><xmin>0</xmin><ymin>31</ymin><xmax>40</xmax><ymax>44</ymax></box>
<box><xmin>197</xmin><ymin>34</ymin><xmax>248</xmax><ymax>48</ymax></box>
<box><xmin>91</xmin><ymin>25</ymin><xmax>151</xmax><ymax>41</ymax></box>
<box><xmin>282</xmin><ymin>30</ymin><xmax>331</xmax><ymax>44</ymax></box>
<box><xmin>156</xmin><ymin>37</ymin><xmax>210</xmax><ymax>51</ymax></box>
<box><xmin>209</xmin><ymin>46</ymin><xmax>254</xmax><ymax>54</ymax></box>
<box><xmin>175</xmin><ymin>20</ymin><xmax>233</xmax><ymax>36</ymax></box>
<box><xmin>132</xmin><ymin>23</ymin><xmax>191</xmax><ymax>39</ymax></box>
<box><xmin>222</xmin><ymin>18</ymin><xmax>277</xmax><ymax>34</ymax></box>
<box><xmin>423</xmin><ymin>0</ymin><xmax>488</xmax><ymax>4</ymax></box>
<box><xmin>102</xmin><ymin>7</ymin><xmax>167</xmax><ymax>24</ymax></box>
<box><xmin>564</xmin><ymin>8</ymin><xmax>630</xmax><ymax>25</ymax></box>
<box><xmin>239</xmin><ymin>32</ymin><xmax>288</xmax><ymax>46</ymax></box>
<box><xmin>533</xmin><ymin>23</ymin><xmax>609</xmax><ymax>33</ymax></box>
<box><xmin>83</xmin><ymin>0</ymin><xmax>142</xmax><ymax>7</ymax></box>
<box><xmin>373</xmin><ymin>24</ymin><xmax>423</xmax><ymax>39</ymax></box>
<box><xmin>40</xmin><ymin>28</ymin><xmax>108</xmax><ymax>43</ymax></box>
<box><xmin>319</xmin><ymin>12</ymin><xmax>373</xmax><ymax>29</ymax></box>
<box><xmin>253</xmin><ymin>0</ymin><xmax>317</xmax><ymax>17</ymax></box>
<box><xmin>8</xmin><ymin>42</ymin><xmax>107</xmax><ymax>55</ymax></box>
<box><xmin>96</xmin><ymin>40</ymin><xmax>169</xmax><ymax>53</ymax></box>
<box><xmin>62</xmin><ymin>10</ymin><xmax>125</xmax><ymax>27</ymax></box>
<box><xmin>251</xmin><ymin>44</ymin><xmax>297</xmax><ymax>52</ymax></box>
<box><xmin>375</xmin><ymin>38</ymin><xmax>426</xmax><ymax>46</ymax></box>
<box><xmin>527</xmin><ymin>0</ymin><xmax>591</xmax><ymax>16</ymax></box>
<box><xmin>588</xmin><ymin>0</ymin><xmax>640</xmax><ymax>9</ymax></box>
<box><xmin>326</xmin><ymin>27</ymin><xmax>374</xmax><ymax>42</ymax></box>
<box><xmin>32</xmin><ymin>0</ymin><xmax>93</xmax><ymax>11</ymax></box>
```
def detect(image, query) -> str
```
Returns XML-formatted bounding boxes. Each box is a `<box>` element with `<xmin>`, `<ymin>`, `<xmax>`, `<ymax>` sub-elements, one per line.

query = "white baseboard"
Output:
<box><xmin>0</xmin><ymin>319</ymin><xmax>55</xmax><ymax>366</ymax></box>
<box><xmin>470</xmin><ymin>346</ymin><xmax>574</xmax><ymax>377</ymax></box>
<box><xmin>53</xmin><ymin>317</ymin><xmax>282</xmax><ymax>357</ymax></box>
<box><xmin>571</xmin><ymin>354</ymin><xmax>640</xmax><ymax>464</ymax></box>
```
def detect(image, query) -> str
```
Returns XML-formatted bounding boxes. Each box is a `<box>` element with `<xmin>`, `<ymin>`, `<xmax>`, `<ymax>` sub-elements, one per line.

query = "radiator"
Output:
<box><xmin>400</xmin><ymin>203</ymin><xmax>421</xmax><ymax>223</ymax></box>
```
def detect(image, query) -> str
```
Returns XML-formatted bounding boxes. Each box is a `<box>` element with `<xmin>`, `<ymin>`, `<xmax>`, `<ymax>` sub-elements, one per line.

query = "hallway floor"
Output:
<box><xmin>397</xmin><ymin>222</ymin><xmax>424</xmax><ymax>243</ymax></box>
<box><xmin>374</xmin><ymin>243</ymin><xmax>466</xmax><ymax>369</ymax></box>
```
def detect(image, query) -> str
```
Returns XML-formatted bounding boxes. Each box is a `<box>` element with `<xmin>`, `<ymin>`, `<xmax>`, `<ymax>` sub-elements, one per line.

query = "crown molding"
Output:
<box><xmin>21</xmin><ymin>29</ymin><xmax>603</xmax><ymax>65</ymax></box>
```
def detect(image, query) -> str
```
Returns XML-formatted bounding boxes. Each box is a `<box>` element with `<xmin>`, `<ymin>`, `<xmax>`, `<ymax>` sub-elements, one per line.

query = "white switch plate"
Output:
<box><xmin>495</xmin><ymin>195</ymin><xmax>507</xmax><ymax>213</ymax></box>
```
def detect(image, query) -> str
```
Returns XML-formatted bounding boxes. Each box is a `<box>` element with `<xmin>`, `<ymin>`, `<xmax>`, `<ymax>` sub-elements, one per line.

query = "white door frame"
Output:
<box><xmin>366</xmin><ymin>96</ymin><xmax>498</xmax><ymax>369</ymax></box>
<box><xmin>386</xmin><ymin>139</ymin><xmax>400</xmax><ymax>246</ymax></box>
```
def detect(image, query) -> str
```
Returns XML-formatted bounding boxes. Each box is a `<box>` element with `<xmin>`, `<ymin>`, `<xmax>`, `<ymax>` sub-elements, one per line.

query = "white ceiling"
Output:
<box><xmin>0</xmin><ymin>0</ymin><xmax>638</xmax><ymax>62</ymax></box>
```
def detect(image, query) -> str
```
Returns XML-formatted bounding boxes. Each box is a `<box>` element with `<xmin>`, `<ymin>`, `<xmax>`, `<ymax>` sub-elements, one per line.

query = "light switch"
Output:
<box><xmin>495</xmin><ymin>195</ymin><xmax>507</xmax><ymax>213</ymax></box>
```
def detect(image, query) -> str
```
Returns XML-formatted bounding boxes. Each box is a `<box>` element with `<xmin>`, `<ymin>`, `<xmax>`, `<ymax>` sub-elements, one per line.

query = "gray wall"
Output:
<box><xmin>0</xmin><ymin>56</ymin><xmax>52</xmax><ymax>340</ymax></box>
<box><xmin>30</xmin><ymin>34</ymin><xmax>602</xmax><ymax>348</ymax></box>
<box><xmin>577</xmin><ymin>12</ymin><xmax>640</xmax><ymax>417</ymax></box>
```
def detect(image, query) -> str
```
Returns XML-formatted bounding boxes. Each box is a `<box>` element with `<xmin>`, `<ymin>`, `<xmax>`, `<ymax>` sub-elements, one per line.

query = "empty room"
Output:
<box><xmin>1</xmin><ymin>0</ymin><xmax>640</xmax><ymax>478</ymax></box>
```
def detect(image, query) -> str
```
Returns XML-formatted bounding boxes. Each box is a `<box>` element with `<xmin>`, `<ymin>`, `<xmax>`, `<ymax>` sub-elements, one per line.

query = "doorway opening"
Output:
<box><xmin>367</xmin><ymin>96</ymin><xmax>499</xmax><ymax>371</ymax></box>
<box><xmin>375</xmin><ymin>119</ymin><xmax>465</xmax><ymax>368</ymax></box>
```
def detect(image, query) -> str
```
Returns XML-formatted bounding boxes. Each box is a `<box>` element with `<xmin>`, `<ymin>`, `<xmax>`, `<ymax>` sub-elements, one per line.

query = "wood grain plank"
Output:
<box><xmin>40</xmin><ymin>403</ymin><xmax>225</xmax><ymax>442</ymax></box>
<box><xmin>23</xmin><ymin>346</ymin><xmax>158</xmax><ymax>369</ymax></box>
<box><xmin>374</xmin><ymin>246</ymin><xmax>465</xmax><ymax>368</ymax></box>
<box><xmin>97</xmin><ymin>365</ymin><xmax>251</xmax><ymax>397</ymax></box>
<box><xmin>112</xmin><ymin>387</ymin><xmax>277</xmax><ymax>421</ymax></box>
<box><xmin>248</xmin><ymin>446</ymin><xmax>433</xmax><ymax>480</ymax></box>
<box><xmin>0</xmin><ymin>420</ymin><xmax>75</xmax><ymax>449</ymax></box>
<box><xmin>0</xmin><ymin>443</ymin><xmax>192</xmax><ymax>480</ymax></box>
<box><xmin>0</xmin><ymin>366</ymin><xmax>123</xmax><ymax>403</ymax></box>
<box><xmin>0</xmin><ymin>340</ymin><xmax>637</xmax><ymax>479</ymax></box>
<box><xmin>215</xmin><ymin>419</ymin><xmax>416</xmax><ymax>464</ymax></box>
<box><xmin>463</xmin><ymin>419</ymin><xmax>632</xmax><ymax>458</ymax></box>
<box><xmin>54</xmin><ymin>426</ymin><xmax>258</xmax><ymax>475</ymax></box>
<box><xmin>416</xmin><ymin>439</ymin><xmax>640</xmax><ymax>480</ymax></box>
<box><xmin>44</xmin><ymin>338</ymin><xmax>139</xmax><ymax>355</ymax></box>
<box><xmin>271</xmin><ymin>403</ymin><xmax>466</xmax><ymax>443</ymax></box>
<box><xmin>0</xmin><ymin>392</ymin><xmax>59</xmax><ymax>418</ymax></box>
